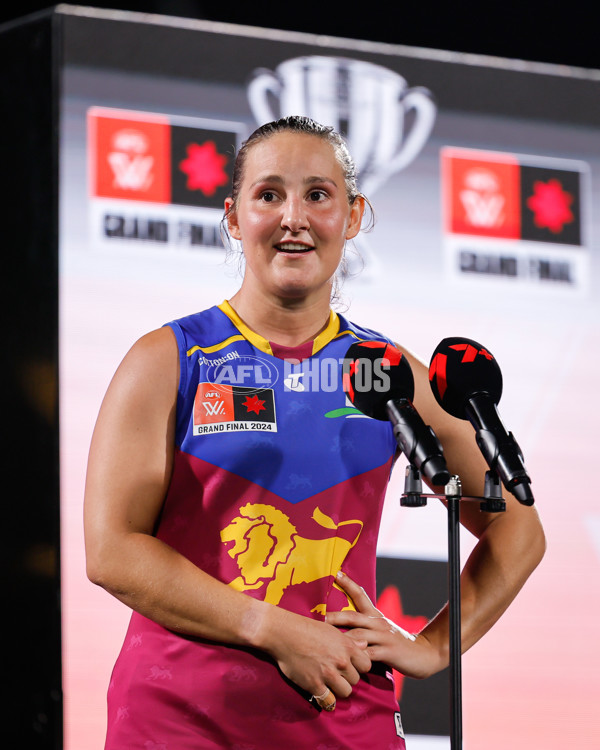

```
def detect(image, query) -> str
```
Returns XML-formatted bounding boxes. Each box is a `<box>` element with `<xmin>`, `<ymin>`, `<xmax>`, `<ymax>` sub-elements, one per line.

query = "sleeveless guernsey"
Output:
<box><xmin>104</xmin><ymin>301</ymin><xmax>406</xmax><ymax>749</ymax></box>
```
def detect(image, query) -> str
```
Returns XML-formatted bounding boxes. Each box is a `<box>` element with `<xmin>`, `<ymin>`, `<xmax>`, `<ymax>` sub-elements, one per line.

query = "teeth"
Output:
<box><xmin>277</xmin><ymin>243</ymin><xmax>312</xmax><ymax>252</ymax></box>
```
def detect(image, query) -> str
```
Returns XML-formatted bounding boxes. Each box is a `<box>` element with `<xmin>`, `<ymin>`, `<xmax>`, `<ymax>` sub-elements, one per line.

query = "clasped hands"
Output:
<box><xmin>269</xmin><ymin>569</ymin><xmax>441</xmax><ymax>713</ymax></box>
<box><xmin>325</xmin><ymin>570</ymin><xmax>439</xmax><ymax>683</ymax></box>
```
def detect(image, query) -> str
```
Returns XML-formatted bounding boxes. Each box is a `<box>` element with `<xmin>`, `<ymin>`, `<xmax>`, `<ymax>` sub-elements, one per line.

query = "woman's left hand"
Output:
<box><xmin>325</xmin><ymin>571</ymin><xmax>443</xmax><ymax>680</ymax></box>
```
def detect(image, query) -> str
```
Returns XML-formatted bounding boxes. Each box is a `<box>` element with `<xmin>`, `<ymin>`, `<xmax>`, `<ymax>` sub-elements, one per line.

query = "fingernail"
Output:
<box><xmin>336</xmin><ymin>570</ymin><xmax>344</xmax><ymax>579</ymax></box>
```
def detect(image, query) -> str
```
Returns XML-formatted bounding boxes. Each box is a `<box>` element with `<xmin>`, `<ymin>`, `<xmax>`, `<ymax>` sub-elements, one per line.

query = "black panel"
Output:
<box><xmin>520</xmin><ymin>164</ymin><xmax>582</xmax><ymax>246</ymax></box>
<box><xmin>171</xmin><ymin>124</ymin><xmax>236</xmax><ymax>208</ymax></box>
<box><xmin>376</xmin><ymin>556</ymin><xmax>450</xmax><ymax>737</ymax></box>
<box><xmin>0</xmin><ymin>9</ymin><xmax>62</xmax><ymax>748</ymax></box>
<box><xmin>61</xmin><ymin>11</ymin><xmax>600</xmax><ymax>126</ymax></box>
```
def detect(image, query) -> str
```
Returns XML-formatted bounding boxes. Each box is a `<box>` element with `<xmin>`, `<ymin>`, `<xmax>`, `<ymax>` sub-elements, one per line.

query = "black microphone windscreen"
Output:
<box><xmin>429</xmin><ymin>337</ymin><xmax>503</xmax><ymax>419</ymax></box>
<box><xmin>344</xmin><ymin>340</ymin><xmax>414</xmax><ymax>420</ymax></box>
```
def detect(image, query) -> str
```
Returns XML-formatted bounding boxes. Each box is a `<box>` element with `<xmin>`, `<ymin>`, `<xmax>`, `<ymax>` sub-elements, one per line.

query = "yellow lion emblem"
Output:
<box><xmin>220</xmin><ymin>503</ymin><xmax>363</xmax><ymax>614</ymax></box>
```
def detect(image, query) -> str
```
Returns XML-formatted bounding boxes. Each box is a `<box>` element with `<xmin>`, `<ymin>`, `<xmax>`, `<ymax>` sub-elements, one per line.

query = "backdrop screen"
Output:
<box><xmin>59</xmin><ymin>9</ymin><xmax>600</xmax><ymax>749</ymax></box>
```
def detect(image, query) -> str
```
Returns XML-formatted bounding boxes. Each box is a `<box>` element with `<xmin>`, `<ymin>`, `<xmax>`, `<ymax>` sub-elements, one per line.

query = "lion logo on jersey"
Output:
<box><xmin>220</xmin><ymin>503</ymin><xmax>363</xmax><ymax>614</ymax></box>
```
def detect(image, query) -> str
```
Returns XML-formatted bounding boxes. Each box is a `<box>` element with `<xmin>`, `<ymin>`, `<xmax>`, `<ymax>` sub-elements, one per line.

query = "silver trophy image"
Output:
<box><xmin>247</xmin><ymin>56</ymin><xmax>437</xmax><ymax>278</ymax></box>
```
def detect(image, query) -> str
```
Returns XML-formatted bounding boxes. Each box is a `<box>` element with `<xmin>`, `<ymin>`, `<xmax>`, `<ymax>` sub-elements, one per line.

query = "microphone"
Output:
<box><xmin>343</xmin><ymin>341</ymin><xmax>450</xmax><ymax>486</ymax></box>
<box><xmin>428</xmin><ymin>337</ymin><xmax>534</xmax><ymax>505</ymax></box>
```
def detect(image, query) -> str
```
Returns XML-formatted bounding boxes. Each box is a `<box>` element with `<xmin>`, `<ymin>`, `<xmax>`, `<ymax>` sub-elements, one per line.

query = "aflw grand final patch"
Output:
<box><xmin>193</xmin><ymin>383</ymin><xmax>277</xmax><ymax>434</ymax></box>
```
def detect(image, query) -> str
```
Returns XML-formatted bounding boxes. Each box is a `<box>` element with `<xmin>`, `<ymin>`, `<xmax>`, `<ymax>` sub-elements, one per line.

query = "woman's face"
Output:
<box><xmin>226</xmin><ymin>131</ymin><xmax>364</xmax><ymax>303</ymax></box>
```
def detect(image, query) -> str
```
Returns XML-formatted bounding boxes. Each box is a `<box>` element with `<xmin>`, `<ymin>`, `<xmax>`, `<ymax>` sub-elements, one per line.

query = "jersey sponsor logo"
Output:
<box><xmin>324</xmin><ymin>394</ymin><xmax>370</xmax><ymax>420</ymax></box>
<box><xmin>220</xmin><ymin>503</ymin><xmax>363</xmax><ymax>614</ymax></box>
<box><xmin>205</xmin><ymin>354</ymin><xmax>279</xmax><ymax>394</ymax></box>
<box><xmin>193</xmin><ymin>383</ymin><xmax>277</xmax><ymax>434</ymax></box>
<box><xmin>283</xmin><ymin>371</ymin><xmax>305</xmax><ymax>392</ymax></box>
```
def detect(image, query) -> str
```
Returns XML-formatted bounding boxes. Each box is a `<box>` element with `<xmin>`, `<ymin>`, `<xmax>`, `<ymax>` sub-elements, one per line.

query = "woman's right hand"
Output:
<box><xmin>256</xmin><ymin>605</ymin><xmax>372</xmax><ymax>704</ymax></box>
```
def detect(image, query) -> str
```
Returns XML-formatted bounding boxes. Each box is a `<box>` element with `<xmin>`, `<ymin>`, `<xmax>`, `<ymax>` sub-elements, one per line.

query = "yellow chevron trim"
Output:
<box><xmin>311</xmin><ymin>310</ymin><xmax>340</xmax><ymax>354</ymax></box>
<box><xmin>186</xmin><ymin>334</ymin><xmax>246</xmax><ymax>357</ymax></box>
<box><xmin>219</xmin><ymin>300</ymin><xmax>342</xmax><ymax>357</ymax></box>
<box><xmin>218</xmin><ymin>300</ymin><xmax>274</xmax><ymax>355</ymax></box>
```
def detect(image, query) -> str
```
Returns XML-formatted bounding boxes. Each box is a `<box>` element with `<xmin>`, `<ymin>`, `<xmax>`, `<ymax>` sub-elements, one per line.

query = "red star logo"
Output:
<box><xmin>526</xmin><ymin>179</ymin><xmax>574</xmax><ymax>233</ymax></box>
<box><xmin>376</xmin><ymin>585</ymin><xmax>428</xmax><ymax>701</ymax></box>
<box><xmin>243</xmin><ymin>394</ymin><xmax>266</xmax><ymax>415</ymax></box>
<box><xmin>179</xmin><ymin>141</ymin><xmax>229</xmax><ymax>196</ymax></box>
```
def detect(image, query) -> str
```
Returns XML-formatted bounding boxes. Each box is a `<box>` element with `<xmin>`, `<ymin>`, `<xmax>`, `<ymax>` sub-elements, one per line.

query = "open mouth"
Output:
<box><xmin>275</xmin><ymin>242</ymin><xmax>315</xmax><ymax>254</ymax></box>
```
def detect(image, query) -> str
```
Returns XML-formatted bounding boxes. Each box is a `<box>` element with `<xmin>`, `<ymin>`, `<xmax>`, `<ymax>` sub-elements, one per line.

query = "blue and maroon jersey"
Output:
<box><xmin>105</xmin><ymin>301</ymin><xmax>406</xmax><ymax>749</ymax></box>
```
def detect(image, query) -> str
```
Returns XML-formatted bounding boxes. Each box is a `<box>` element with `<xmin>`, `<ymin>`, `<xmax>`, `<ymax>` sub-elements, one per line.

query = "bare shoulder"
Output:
<box><xmin>90</xmin><ymin>325</ymin><xmax>180</xmax><ymax>463</ymax></box>
<box><xmin>98</xmin><ymin>326</ymin><xmax>179</xmax><ymax>410</ymax></box>
<box><xmin>85</xmin><ymin>326</ymin><xmax>180</xmax><ymax>543</ymax></box>
<box><xmin>114</xmin><ymin>325</ymin><xmax>179</xmax><ymax>381</ymax></box>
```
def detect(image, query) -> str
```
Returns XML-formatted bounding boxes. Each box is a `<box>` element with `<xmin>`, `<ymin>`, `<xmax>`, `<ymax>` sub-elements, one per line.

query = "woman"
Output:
<box><xmin>84</xmin><ymin>116</ymin><xmax>545</xmax><ymax>748</ymax></box>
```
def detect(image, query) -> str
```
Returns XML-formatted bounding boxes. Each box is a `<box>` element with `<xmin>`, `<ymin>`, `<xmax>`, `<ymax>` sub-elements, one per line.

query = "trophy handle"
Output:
<box><xmin>247</xmin><ymin>68</ymin><xmax>281</xmax><ymax>125</ymax></box>
<box><xmin>390</xmin><ymin>86</ymin><xmax>437</xmax><ymax>172</ymax></box>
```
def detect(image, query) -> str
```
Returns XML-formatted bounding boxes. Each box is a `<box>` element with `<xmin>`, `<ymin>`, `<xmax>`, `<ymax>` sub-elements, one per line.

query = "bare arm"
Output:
<box><xmin>84</xmin><ymin>327</ymin><xmax>370</xmax><ymax>699</ymax></box>
<box><xmin>327</xmin><ymin>346</ymin><xmax>546</xmax><ymax>678</ymax></box>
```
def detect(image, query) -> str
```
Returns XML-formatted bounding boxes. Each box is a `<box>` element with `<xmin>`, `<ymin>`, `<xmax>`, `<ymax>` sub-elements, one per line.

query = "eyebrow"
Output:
<box><xmin>250</xmin><ymin>175</ymin><xmax>338</xmax><ymax>188</ymax></box>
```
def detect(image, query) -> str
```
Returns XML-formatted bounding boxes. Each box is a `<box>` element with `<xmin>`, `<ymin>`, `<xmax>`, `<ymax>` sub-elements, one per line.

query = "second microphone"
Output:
<box><xmin>343</xmin><ymin>340</ymin><xmax>450</xmax><ymax>487</ymax></box>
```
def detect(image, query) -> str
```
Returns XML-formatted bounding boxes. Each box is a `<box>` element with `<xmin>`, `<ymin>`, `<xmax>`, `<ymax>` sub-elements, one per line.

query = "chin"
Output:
<box><xmin>271</xmin><ymin>274</ymin><xmax>310</xmax><ymax>294</ymax></box>
<box><xmin>269</xmin><ymin>268</ymin><xmax>336</xmax><ymax>301</ymax></box>
<box><xmin>276</xmin><ymin>285</ymin><xmax>312</xmax><ymax>300</ymax></box>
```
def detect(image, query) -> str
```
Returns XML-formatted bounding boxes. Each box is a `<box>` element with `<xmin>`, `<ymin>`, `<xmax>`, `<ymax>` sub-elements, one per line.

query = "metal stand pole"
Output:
<box><xmin>445</xmin><ymin>476</ymin><xmax>463</xmax><ymax>750</ymax></box>
<box><xmin>401</xmin><ymin>467</ymin><xmax>505</xmax><ymax>750</ymax></box>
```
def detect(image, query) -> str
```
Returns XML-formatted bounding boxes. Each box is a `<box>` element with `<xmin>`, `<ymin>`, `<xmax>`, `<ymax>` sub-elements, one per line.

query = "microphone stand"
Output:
<box><xmin>401</xmin><ymin>466</ymin><xmax>505</xmax><ymax>750</ymax></box>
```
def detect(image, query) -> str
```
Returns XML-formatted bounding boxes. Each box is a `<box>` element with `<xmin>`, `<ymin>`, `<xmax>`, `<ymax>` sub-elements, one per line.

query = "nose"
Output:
<box><xmin>281</xmin><ymin>196</ymin><xmax>309</xmax><ymax>233</ymax></box>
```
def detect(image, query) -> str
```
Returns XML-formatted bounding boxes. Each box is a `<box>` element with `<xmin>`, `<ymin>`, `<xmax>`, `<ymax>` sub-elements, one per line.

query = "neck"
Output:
<box><xmin>228</xmin><ymin>288</ymin><xmax>333</xmax><ymax>347</ymax></box>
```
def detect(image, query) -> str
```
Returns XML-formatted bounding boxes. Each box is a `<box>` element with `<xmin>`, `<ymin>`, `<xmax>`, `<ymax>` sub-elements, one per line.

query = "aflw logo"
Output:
<box><xmin>202</xmin><ymin>399</ymin><xmax>226</xmax><ymax>416</ymax></box>
<box><xmin>459</xmin><ymin>169</ymin><xmax>505</xmax><ymax>227</ymax></box>
<box><xmin>108</xmin><ymin>152</ymin><xmax>154</xmax><ymax>191</ymax></box>
<box><xmin>108</xmin><ymin>129</ymin><xmax>154</xmax><ymax>191</ymax></box>
<box><xmin>202</xmin><ymin>390</ymin><xmax>226</xmax><ymax>416</ymax></box>
<box><xmin>193</xmin><ymin>383</ymin><xmax>277</xmax><ymax>435</ymax></box>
